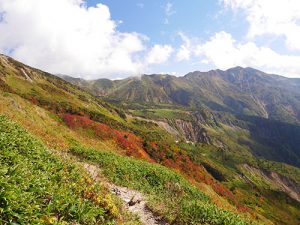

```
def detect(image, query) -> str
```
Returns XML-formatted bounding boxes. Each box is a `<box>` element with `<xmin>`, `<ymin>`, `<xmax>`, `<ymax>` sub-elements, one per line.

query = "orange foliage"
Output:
<box><xmin>63</xmin><ymin>114</ymin><xmax>152</xmax><ymax>161</ymax></box>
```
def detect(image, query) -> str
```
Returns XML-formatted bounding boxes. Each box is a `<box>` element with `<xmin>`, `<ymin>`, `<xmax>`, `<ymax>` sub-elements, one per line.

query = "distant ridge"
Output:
<box><xmin>63</xmin><ymin>67</ymin><xmax>300</xmax><ymax>124</ymax></box>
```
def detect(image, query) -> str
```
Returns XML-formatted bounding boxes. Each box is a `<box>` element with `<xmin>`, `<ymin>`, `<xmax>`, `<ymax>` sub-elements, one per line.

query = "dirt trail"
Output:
<box><xmin>82</xmin><ymin>163</ymin><xmax>167</xmax><ymax>225</ymax></box>
<box><xmin>53</xmin><ymin>150</ymin><xmax>167</xmax><ymax>224</ymax></box>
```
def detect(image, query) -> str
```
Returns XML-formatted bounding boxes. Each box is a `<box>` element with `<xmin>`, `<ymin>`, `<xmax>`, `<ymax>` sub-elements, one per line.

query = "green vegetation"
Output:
<box><xmin>184</xmin><ymin>140</ymin><xmax>300</xmax><ymax>224</ymax></box>
<box><xmin>69</xmin><ymin>145</ymin><xmax>251</xmax><ymax>224</ymax></box>
<box><xmin>1</xmin><ymin>54</ymin><xmax>300</xmax><ymax>224</ymax></box>
<box><xmin>0</xmin><ymin>115</ymin><xmax>122</xmax><ymax>224</ymax></box>
<box><xmin>1</xmin><ymin>55</ymin><xmax>127</xmax><ymax>126</ymax></box>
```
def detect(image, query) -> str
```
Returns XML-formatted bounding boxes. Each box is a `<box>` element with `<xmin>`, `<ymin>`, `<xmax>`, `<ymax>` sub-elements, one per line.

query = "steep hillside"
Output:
<box><xmin>0</xmin><ymin>115</ymin><xmax>130</xmax><ymax>224</ymax></box>
<box><xmin>0</xmin><ymin>54</ymin><xmax>127</xmax><ymax>124</ymax></box>
<box><xmin>66</xmin><ymin>68</ymin><xmax>300</xmax><ymax>124</ymax></box>
<box><xmin>0</xmin><ymin>55</ymin><xmax>255</xmax><ymax>224</ymax></box>
<box><xmin>184</xmin><ymin>67</ymin><xmax>300</xmax><ymax>123</ymax></box>
<box><xmin>2</xmin><ymin>54</ymin><xmax>300</xmax><ymax>224</ymax></box>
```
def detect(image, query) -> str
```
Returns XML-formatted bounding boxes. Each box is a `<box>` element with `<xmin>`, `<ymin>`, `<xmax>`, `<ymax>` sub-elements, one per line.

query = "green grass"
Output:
<box><xmin>69</xmin><ymin>145</ymin><xmax>251</xmax><ymax>225</ymax></box>
<box><xmin>0</xmin><ymin>115</ymin><xmax>121</xmax><ymax>224</ymax></box>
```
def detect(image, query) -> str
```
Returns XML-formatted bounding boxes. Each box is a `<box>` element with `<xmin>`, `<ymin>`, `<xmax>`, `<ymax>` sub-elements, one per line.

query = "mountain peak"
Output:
<box><xmin>226</xmin><ymin>66</ymin><xmax>244</xmax><ymax>72</ymax></box>
<box><xmin>225</xmin><ymin>66</ymin><xmax>263</xmax><ymax>74</ymax></box>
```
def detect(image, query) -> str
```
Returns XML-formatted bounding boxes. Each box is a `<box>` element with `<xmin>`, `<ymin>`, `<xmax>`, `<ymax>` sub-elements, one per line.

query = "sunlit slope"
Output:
<box><xmin>1</xmin><ymin>54</ymin><xmax>300</xmax><ymax>224</ymax></box>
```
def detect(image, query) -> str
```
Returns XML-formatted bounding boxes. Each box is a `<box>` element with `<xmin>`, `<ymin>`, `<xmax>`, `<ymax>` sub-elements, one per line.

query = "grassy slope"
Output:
<box><xmin>0</xmin><ymin>54</ymin><xmax>126</xmax><ymax>125</ymax></box>
<box><xmin>0</xmin><ymin>115</ymin><xmax>127</xmax><ymax>224</ymax></box>
<box><xmin>0</xmin><ymin>56</ymin><xmax>254</xmax><ymax>224</ymax></box>
<box><xmin>1</xmin><ymin>55</ymin><xmax>300</xmax><ymax>224</ymax></box>
<box><xmin>0</xmin><ymin>113</ymin><xmax>253</xmax><ymax>224</ymax></box>
<box><xmin>69</xmin><ymin>145</ymin><xmax>250</xmax><ymax>225</ymax></box>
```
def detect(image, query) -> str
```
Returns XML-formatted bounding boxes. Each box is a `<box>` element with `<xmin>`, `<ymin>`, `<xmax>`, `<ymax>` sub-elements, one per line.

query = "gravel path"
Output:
<box><xmin>83</xmin><ymin>163</ymin><xmax>168</xmax><ymax>225</ymax></box>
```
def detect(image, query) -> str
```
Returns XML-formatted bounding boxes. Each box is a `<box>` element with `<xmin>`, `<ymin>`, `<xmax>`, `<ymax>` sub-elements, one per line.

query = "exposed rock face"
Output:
<box><xmin>127</xmin><ymin>112</ymin><xmax>214</xmax><ymax>144</ymax></box>
<box><xmin>191</xmin><ymin>110</ymin><xmax>219</xmax><ymax>126</ymax></box>
<box><xmin>242</xmin><ymin>164</ymin><xmax>300</xmax><ymax>203</ymax></box>
<box><xmin>126</xmin><ymin>114</ymin><xmax>181</xmax><ymax>137</ymax></box>
<box><xmin>170</xmin><ymin>110</ymin><xmax>224</xmax><ymax>144</ymax></box>
<box><xmin>174</xmin><ymin>119</ymin><xmax>211</xmax><ymax>144</ymax></box>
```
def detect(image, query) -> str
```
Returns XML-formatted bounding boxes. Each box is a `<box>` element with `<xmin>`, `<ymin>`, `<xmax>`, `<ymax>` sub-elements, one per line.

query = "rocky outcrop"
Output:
<box><xmin>174</xmin><ymin>119</ymin><xmax>212</xmax><ymax>144</ymax></box>
<box><xmin>242</xmin><ymin>164</ymin><xmax>300</xmax><ymax>203</ymax></box>
<box><xmin>191</xmin><ymin>110</ymin><xmax>219</xmax><ymax>126</ymax></box>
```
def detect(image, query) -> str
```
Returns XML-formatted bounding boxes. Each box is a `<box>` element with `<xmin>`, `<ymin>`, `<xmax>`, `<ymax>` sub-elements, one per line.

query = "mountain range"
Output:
<box><xmin>1</xmin><ymin>54</ymin><xmax>300</xmax><ymax>224</ymax></box>
<box><xmin>62</xmin><ymin>67</ymin><xmax>300</xmax><ymax>124</ymax></box>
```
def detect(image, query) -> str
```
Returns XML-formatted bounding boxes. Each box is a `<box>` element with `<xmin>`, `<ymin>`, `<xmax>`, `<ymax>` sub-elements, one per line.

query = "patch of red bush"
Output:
<box><xmin>141</xmin><ymin>140</ymin><xmax>249</xmax><ymax>212</ymax></box>
<box><xmin>63</xmin><ymin>114</ymin><xmax>150</xmax><ymax>160</ymax></box>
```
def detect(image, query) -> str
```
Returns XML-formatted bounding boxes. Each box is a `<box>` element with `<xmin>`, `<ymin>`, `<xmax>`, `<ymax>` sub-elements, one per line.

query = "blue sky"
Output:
<box><xmin>1</xmin><ymin>0</ymin><xmax>300</xmax><ymax>78</ymax></box>
<box><xmin>86</xmin><ymin>1</ymin><xmax>229</xmax><ymax>42</ymax></box>
<box><xmin>106</xmin><ymin>1</ymin><xmax>247</xmax><ymax>38</ymax></box>
<box><xmin>85</xmin><ymin>0</ymin><xmax>248</xmax><ymax>74</ymax></box>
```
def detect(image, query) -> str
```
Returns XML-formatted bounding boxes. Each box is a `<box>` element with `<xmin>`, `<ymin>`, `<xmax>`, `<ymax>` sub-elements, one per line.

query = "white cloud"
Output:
<box><xmin>146</xmin><ymin>44</ymin><xmax>173</xmax><ymax>65</ymax></box>
<box><xmin>164</xmin><ymin>2</ymin><xmax>176</xmax><ymax>24</ymax></box>
<box><xmin>176</xmin><ymin>32</ymin><xmax>192</xmax><ymax>61</ymax></box>
<box><xmin>195</xmin><ymin>31</ymin><xmax>300</xmax><ymax>77</ymax></box>
<box><xmin>0</xmin><ymin>0</ymin><xmax>171</xmax><ymax>79</ymax></box>
<box><xmin>221</xmin><ymin>0</ymin><xmax>300</xmax><ymax>51</ymax></box>
<box><xmin>177</xmin><ymin>46</ymin><xmax>190</xmax><ymax>62</ymax></box>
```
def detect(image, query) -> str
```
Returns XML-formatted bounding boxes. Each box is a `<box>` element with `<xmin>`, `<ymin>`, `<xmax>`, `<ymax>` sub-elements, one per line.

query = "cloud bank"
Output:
<box><xmin>174</xmin><ymin>0</ymin><xmax>300</xmax><ymax>77</ymax></box>
<box><xmin>176</xmin><ymin>31</ymin><xmax>300</xmax><ymax>77</ymax></box>
<box><xmin>196</xmin><ymin>32</ymin><xmax>300</xmax><ymax>76</ymax></box>
<box><xmin>222</xmin><ymin>0</ymin><xmax>300</xmax><ymax>51</ymax></box>
<box><xmin>1</xmin><ymin>0</ymin><xmax>300</xmax><ymax>78</ymax></box>
<box><xmin>0</xmin><ymin>0</ymin><xmax>172</xmax><ymax>79</ymax></box>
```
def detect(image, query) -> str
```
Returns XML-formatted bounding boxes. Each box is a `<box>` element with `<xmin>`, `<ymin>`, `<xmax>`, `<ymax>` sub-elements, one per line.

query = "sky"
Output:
<box><xmin>1</xmin><ymin>0</ymin><xmax>300</xmax><ymax>79</ymax></box>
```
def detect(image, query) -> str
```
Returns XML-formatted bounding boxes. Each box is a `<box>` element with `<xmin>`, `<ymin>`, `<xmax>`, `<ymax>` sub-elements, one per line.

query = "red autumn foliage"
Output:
<box><xmin>63</xmin><ymin>114</ymin><xmax>149</xmax><ymax>160</ymax></box>
<box><xmin>144</xmin><ymin>141</ymin><xmax>249</xmax><ymax>212</ymax></box>
<box><xmin>63</xmin><ymin>114</ymin><xmax>93</xmax><ymax>129</ymax></box>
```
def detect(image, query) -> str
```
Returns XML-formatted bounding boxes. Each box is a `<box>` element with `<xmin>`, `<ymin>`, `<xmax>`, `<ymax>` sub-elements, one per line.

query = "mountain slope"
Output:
<box><xmin>63</xmin><ymin>67</ymin><xmax>300</xmax><ymax>167</ymax></box>
<box><xmin>66</xmin><ymin>67</ymin><xmax>300</xmax><ymax>124</ymax></box>
<box><xmin>2</xmin><ymin>54</ymin><xmax>300</xmax><ymax>224</ymax></box>
<box><xmin>0</xmin><ymin>54</ymin><xmax>261</xmax><ymax>224</ymax></box>
<box><xmin>184</xmin><ymin>67</ymin><xmax>300</xmax><ymax>123</ymax></box>
<box><xmin>0</xmin><ymin>115</ymin><xmax>125</xmax><ymax>224</ymax></box>
<box><xmin>63</xmin><ymin>65</ymin><xmax>300</xmax><ymax>224</ymax></box>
